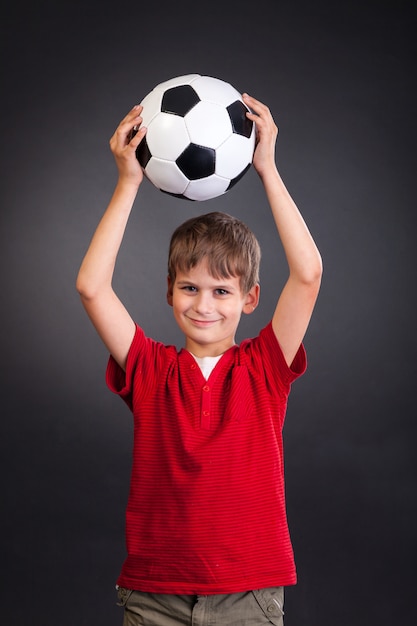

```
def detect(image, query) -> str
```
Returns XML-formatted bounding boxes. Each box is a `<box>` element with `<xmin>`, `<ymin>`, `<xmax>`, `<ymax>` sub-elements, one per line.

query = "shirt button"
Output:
<box><xmin>202</xmin><ymin>411</ymin><xmax>210</xmax><ymax>416</ymax></box>
<box><xmin>190</xmin><ymin>363</ymin><xmax>197</xmax><ymax>370</ymax></box>
<box><xmin>203</xmin><ymin>385</ymin><xmax>210</xmax><ymax>392</ymax></box>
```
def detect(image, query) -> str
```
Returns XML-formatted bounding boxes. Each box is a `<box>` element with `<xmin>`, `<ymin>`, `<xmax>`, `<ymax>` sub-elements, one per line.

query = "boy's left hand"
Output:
<box><xmin>243</xmin><ymin>94</ymin><xmax>278</xmax><ymax>178</ymax></box>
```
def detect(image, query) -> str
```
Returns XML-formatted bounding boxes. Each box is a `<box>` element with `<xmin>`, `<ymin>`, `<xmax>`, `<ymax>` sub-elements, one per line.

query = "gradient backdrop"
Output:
<box><xmin>1</xmin><ymin>1</ymin><xmax>415</xmax><ymax>624</ymax></box>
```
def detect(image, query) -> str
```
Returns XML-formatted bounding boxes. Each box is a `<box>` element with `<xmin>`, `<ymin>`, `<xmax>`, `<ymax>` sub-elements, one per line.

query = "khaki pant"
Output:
<box><xmin>116</xmin><ymin>586</ymin><xmax>284</xmax><ymax>625</ymax></box>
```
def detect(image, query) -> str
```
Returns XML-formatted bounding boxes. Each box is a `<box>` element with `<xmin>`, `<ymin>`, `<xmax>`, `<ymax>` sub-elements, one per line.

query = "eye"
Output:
<box><xmin>181</xmin><ymin>285</ymin><xmax>197</xmax><ymax>293</ymax></box>
<box><xmin>215</xmin><ymin>288</ymin><xmax>229</xmax><ymax>296</ymax></box>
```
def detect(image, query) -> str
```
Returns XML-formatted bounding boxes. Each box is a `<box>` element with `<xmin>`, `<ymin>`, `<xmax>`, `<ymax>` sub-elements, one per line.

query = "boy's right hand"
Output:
<box><xmin>109</xmin><ymin>105</ymin><xmax>147</xmax><ymax>186</ymax></box>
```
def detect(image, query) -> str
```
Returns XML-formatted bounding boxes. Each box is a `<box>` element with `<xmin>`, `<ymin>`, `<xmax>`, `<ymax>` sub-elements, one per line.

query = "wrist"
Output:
<box><xmin>257</xmin><ymin>162</ymin><xmax>280</xmax><ymax>185</ymax></box>
<box><xmin>116</xmin><ymin>174</ymin><xmax>142</xmax><ymax>192</ymax></box>
<box><xmin>110</xmin><ymin>177</ymin><xmax>142</xmax><ymax>209</ymax></box>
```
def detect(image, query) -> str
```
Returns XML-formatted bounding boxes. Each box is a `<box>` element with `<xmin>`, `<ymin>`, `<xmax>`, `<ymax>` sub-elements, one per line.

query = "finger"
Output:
<box><xmin>128</xmin><ymin>124</ymin><xmax>147</xmax><ymax>149</ymax></box>
<box><xmin>243</xmin><ymin>94</ymin><xmax>274</xmax><ymax>124</ymax></box>
<box><xmin>121</xmin><ymin>104</ymin><xmax>143</xmax><ymax>124</ymax></box>
<box><xmin>109</xmin><ymin>104</ymin><xmax>147</xmax><ymax>153</ymax></box>
<box><xmin>116</xmin><ymin>105</ymin><xmax>144</xmax><ymax>137</ymax></box>
<box><xmin>242</xmin><ymin>93</ymin><xmax>267</xmax><ymax>110</ymax></box>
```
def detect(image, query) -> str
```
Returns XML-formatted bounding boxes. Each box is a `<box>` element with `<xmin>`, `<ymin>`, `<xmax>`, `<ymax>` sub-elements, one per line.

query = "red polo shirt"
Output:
<box><xmin>106</xmin><ymin>321</ymin><xmax>306</xmax><ymax>594</ymax></box>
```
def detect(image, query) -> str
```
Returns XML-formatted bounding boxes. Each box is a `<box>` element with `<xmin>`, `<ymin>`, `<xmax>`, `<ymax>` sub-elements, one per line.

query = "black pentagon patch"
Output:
<box><xmin>226</xmin><ymin>163</ymin><xmax>251</xmax><ymax>191</ymax></box>
<box><xmin>227</xmin><ymin>100</ymin><xmax>253</xmax><ymax>138</ymax></box>
<box><xmin>161</xmin><ymin>85</ymin><xmax>200</xmax><ymax>117</ymax></box>
<box><xmin>176</xmin><ymin>144</ymin><xmax>215</xmax><ymax>180</ymax></box>
<box><xmin>136</xmin><ymin>137</ymin><xmax>152</xmax><ymax>168</ymax></box>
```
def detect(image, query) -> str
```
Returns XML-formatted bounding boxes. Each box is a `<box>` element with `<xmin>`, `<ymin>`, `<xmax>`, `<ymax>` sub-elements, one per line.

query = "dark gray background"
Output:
<box><xmin>1</xmin><ymin>0</ymin><xmax>415</xmax><ymax>624</ymax></box>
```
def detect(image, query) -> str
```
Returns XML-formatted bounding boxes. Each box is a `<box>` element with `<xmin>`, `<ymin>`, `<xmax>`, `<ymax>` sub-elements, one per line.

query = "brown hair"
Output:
<box><xmin>168</xmin><ymin>212</ymin><xmax>261</xmax><ymax>294</ymax></box>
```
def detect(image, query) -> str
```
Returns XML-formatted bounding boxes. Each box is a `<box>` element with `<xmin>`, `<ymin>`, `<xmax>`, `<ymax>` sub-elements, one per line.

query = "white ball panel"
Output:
<box><xmin>184</xmin><ymin>175</ymin><xmax>229</xmax><ymax>201</ymax></box>
<box><xmin>146</xmin><ymin>113</ymin><xmax>190</xmax><ymax>160</ymax></box>
<box><xmin>216</xmin><ymin>134</ymin><xmax>255</xmax><ymax>179</ymax></box>
<box><xmin>192</xmin><ymin>76</ymin><xmax>242</xmax><ymax>107</ymax></box>
<box><xmin>145</xmin><ymin>158</ymin><xmax>189</xmax><ymax>195</ymax></box>
<box><xmin>153</xmin><ymin>74</ymin><xmax>201</xmax><ymax>92</ymax></box>
<box><xmin>139</xmin><ymin>90</ymin><xmax>163</xmax><ymax>127</ymax></box>
<box><xmin>185</xmin><ymin>102</ymin><xmax>232</xmax><ymax>149</ymax></box>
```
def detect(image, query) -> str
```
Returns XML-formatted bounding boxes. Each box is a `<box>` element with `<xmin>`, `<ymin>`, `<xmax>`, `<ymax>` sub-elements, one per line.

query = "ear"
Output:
<box><xmin>166</xmin><ymin>275</ymin><xmax>173</xmax><ymax>307</ymax></box>
<box><xmin>242</xmin><ymin>283</ymin><xmax>260</xmax><ymax>315</ymax></box>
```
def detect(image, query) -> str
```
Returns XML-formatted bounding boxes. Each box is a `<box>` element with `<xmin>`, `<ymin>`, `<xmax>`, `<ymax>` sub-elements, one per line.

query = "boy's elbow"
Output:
<box><xmin>301</xmin><ymin>253</ymin><xmax>323</xmax><ymax>287</ymax></box>
<box><xmin>76</xmin><ymin>272</ymin><xmax>86</xmax><ymax>296</ymax></box>
<box><xmin>76</xmin><ymin>273</ymin><xmax>96</xmax><ymax>301</ymax></box>
<box><xmin>298</xmin><ymin>263</ymin><xmax>322</xmax><ymax>305</ymax></box>
<box><xmin>76</xmin><ymin>272</ymin><xmax>113</xmax><ymax>305</ymax></box>
<box><xmin>311</xmin><ymin>254</ymin><xmax>323</xmax><ymax>284</ymax></box>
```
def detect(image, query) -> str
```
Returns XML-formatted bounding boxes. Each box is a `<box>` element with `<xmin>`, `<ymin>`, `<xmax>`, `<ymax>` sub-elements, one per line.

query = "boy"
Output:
<box><xmin>76</xmin><ymin>94</ymin><xmax>322</xmax><ymax>625</ymax></box>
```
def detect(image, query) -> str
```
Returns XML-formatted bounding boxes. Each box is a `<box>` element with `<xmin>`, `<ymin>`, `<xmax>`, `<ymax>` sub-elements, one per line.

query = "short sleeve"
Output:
<box><xmin>238</xmin><ymin>322</ymin><xmax>306</xmax><ymax>411</ymax></box>
<box><xmin>259</xmin><ymin>322</ymin><xmax>306</xmax><ymax>383</ymax></box>
<box><xmin>105</xmin><ymin>324</ymin><xmax>147</xmax><ymax>411</ymax></box>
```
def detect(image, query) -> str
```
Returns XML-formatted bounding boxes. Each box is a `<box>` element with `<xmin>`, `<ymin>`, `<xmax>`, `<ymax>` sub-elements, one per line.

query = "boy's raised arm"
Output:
<box><xmin>244</xmin><ymin>94</ymin><xmax>323</xmax><ymax>367</ymax></box>
<box><xmin>76</xmin><ymin>106</ymin><xmax>147</xmax><ymax>371</ymax></box>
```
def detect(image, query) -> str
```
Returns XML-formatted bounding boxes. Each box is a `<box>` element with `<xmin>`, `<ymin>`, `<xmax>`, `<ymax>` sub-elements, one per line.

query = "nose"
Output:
<box><xmin>194</xmin><ymin>291</ymin><xmax>214</xmax><ymax>315</ymax></box>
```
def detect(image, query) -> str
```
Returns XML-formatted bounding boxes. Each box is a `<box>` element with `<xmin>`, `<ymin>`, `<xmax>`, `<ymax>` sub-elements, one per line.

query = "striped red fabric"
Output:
<box><xmin>106</xmin><ymin>322</ymin><xmax>306</xmax><ymax>594</ymax></box>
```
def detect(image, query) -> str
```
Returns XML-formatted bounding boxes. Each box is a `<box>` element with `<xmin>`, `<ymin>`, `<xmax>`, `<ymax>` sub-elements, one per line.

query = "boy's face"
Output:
<box><xmin>167</xmin><ymin>260</ymin><xmax>259</xmax><ymax>357</ymax></box>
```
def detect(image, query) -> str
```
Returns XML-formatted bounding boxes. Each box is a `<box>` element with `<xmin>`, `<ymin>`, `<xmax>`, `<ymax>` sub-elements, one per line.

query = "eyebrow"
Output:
<box><xmin>175</xmin><ymin>279</ymin><xmax>238</xmax><ymax>291</ymax></box>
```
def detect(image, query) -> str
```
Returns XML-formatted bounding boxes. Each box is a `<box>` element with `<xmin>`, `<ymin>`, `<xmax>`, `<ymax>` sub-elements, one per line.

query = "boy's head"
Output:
<box><xmin>168</xmin><ymin>212</ymin><xmax>261</xmax><ymax>294</ymax></box>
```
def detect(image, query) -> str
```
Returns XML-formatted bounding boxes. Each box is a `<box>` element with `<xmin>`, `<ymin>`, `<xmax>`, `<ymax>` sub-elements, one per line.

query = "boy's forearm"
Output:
<box><xmin>76</xmin><ymin>180</ymin><xmax>139</xmax><ymax>297</ymax></box>
<box><xmin>261</xmin><ymin>166</ymin><xmax>322</xmax><ymax>283</ymax></box>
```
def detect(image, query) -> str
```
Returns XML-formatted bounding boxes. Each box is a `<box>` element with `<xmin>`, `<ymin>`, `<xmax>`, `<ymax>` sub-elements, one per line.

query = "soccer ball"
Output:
<box><xmin>136</xmin><ymin>74</ymin><xmax>256</xmax><ymax>201</ymax></box>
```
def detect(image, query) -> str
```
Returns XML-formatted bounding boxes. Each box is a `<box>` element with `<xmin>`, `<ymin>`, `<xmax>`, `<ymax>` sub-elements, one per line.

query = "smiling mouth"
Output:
<box><xmin>187</xmin><ymin>317</ymin><xmax>220</xmax><ymax>327</ymax></box>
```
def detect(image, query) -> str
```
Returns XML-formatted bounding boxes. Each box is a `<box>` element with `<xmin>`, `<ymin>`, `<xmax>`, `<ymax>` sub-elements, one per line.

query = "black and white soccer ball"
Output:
<box><xmin>136</xmin><ymin>74</ymin><xmax>256</xmax><ymax>201</ymax></box>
